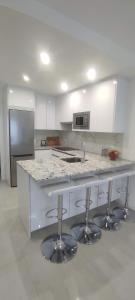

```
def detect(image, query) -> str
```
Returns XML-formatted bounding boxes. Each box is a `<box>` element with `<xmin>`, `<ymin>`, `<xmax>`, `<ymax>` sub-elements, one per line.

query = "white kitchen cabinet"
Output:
<box><xmin>69</xmin><ymin>188</ymin><xmax>86</xmax><ymax>217</ymax></box>
<box><xmin>69</xmin><ymin>185</ymin><xmax>98</xmax><ymax>218</ymax></box>
<box><xmin>35</xmin><ymin>94</ymin><xmax>55</xmax><ymax>130</ymax></box>
<box><xmin>88</xmin><ymin>78</ymin><xmax>129</xmax><ymax>133</ymax></box>
<box><xmin>56</xmin><ymin>78</ymin><xmax>129</xmax><ymax>133</ymax></box>
<box><xmin>97</xmin><ymin>181</ymin><xmax>108</xmax><ymax>207</ymax></box>
<box><xmin>30</xmin><ymin>185</ymin><xmax>69</xmax><ymax>231</ymax></box>
<box><xmin>111</xmin><ymin>176</ymin><xmax>127</xmax><ymax>202</ymax></box>
<box><xmin>8</xmin><ymin>87</ymin><xmax>35</xmax><ymax>111</ymax></box>
<box><xmin>35</xmin><ymin>94</ymin><xmax>47</xmax><ymax>129</ymax></box>
<box><xmin>46</xmin><ymin>99</ymin><xmax>55</xmax><ymax>129</ymax></box>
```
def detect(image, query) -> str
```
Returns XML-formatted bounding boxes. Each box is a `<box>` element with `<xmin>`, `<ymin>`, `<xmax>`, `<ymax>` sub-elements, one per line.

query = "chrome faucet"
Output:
<box><xmin>81</xmin><ymin>142</ymin><xmax>86</xmax><ymax>163</ymax></box>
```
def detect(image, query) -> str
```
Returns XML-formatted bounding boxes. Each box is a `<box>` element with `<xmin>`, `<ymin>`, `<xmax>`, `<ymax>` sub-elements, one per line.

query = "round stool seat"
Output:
<box><xmin>71</xmin><ymin>222</ymin><xmax>101</xmax><ymax>244</ymax></box>
<box><xmin>41</xmin><ymin>233</ymin><xmax>78</xmax><ymax>263</ymax></box>
<box><xmin>93</xmin><ymin>214</ymin><xmax>120</xmax><ymax>231</ymax></box>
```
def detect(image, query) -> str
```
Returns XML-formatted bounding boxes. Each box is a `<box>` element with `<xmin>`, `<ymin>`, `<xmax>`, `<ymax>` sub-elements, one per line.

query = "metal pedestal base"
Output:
<box><xmin>113</xmin><ymin>207</ymin><xmax>135</xmax><ymax>222</ymax></box>
<box><xmin>41</xmin><ymin>233</ymin><xmax>78</xmax><ymax>263</ymax></box>
<box><xmin>71</xmin><ymin>222</ymin><xmax>102</xmax><ymax>244</ymax></box>
<box><xmin>112</xmin><ymin>207</ymin><xmax>128</xmax><ymax>221</ymax></box>
<box><xmin>93</xmin><ymin>214</ymin><xmax>120</xmax><ymax>231</ymax></box>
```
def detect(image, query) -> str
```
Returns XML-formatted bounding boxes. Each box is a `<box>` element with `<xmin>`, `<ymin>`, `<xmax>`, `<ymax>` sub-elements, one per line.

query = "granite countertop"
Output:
<box><xmin>17</xmin><ymin>150</ymin><xmax>134</xmax><ymax>184</ymax></box>
<box><xmin>35</xmin><ymin>146</ymin><xmax>52</xmax><ymax>150</ymax></box>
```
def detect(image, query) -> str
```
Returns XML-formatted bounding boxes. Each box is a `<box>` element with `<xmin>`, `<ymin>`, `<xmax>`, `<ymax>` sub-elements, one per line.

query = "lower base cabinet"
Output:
<box><xmin>18</xmin><ymin>165</ymin><xmax>131</xmax><ymax>237</ymax></box>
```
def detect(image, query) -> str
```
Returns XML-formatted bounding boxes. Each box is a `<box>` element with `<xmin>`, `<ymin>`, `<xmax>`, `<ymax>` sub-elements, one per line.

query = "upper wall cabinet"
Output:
<box><xmin>8</xmin><ymin>87</ymin><xmax>35</xmax><ymax>111</ymax></box>
<box><xmin>35</xmin><ymin>94</ymin><xmax>55</xmax><ymax>130</ymax></box>
<box><xmin>87</xmin><ymin>78</ymin><xmax>129</xmax><ymax>133</ymax></box>
<box><xmin>55</xmin><ymin>78</ymin><xmax>129</xmax><ymax>133</ymax></box>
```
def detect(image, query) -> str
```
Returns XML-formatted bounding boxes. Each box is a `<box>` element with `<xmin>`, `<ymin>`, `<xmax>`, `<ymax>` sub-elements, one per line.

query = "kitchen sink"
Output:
<box><xmin>54</xmin><ymin>146</ymin><xmax>78</xmax><ymax>151</ymax></box>
<box><xmin>61</xmin><ymin>157</ymin><xmax>88</xmax><ymax>163</ymax></box>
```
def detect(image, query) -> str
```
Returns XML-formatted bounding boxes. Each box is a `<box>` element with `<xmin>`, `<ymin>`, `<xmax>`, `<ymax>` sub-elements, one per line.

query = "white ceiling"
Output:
<box><xmin>37</xmin><ymin>0</ymin><xmax>135</xmax><ymax>53</ymax></box>
<box><xmin>0</xmin><ymin>1</ymin><xmax>135</xmax><ymax>95</ymax></box>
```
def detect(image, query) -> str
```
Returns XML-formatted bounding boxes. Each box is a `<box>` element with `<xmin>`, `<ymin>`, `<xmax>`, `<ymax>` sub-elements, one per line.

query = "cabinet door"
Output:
<box><xmin>97</xmin><ymin>182</ymin><xmax>108</xmax><ymax>207</ymax></box>
<box><xmin>69</xmin><ymin>189</ymin><xmax>86</xmax><ymax>218</ymax></box>
<box><xmin>41</xmin><ymin>192</ymin><xmax>70</xmax><ymax>227</ymax></box>
<box><xmin>46</xmin><ymin>99</ymin><xmax>55</xmax><ymax>129</ymax></box>
<box><xmin>90</xmin><ymin>81</ymin><xmax>116</xmax><ymax>132</ymax></box>
<box><xmin>35</xmin><ymin>96</ymin><xmax>47</xmax><ymax>129</ymax></box>
<box><xmin>69</xmin><ymin>185</ymin><xmax>98</xmax><ymax>218</ymax></box>
<box><xmin>111</xmin><ymin>177</ymin><xmax>127</xmax><ymax>202</ymax></box>
<box><xmin>30</xmin><ymin>179</ymin><xmax>70</xmax><ymax>231</ymax></box>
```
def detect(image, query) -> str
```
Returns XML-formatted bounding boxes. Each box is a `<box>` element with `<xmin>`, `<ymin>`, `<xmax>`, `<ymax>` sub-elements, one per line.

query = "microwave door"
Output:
<box><xmin>76</xmin><ymin>116</ymin><xmax>83</xmax><ymax>126</ymax></box>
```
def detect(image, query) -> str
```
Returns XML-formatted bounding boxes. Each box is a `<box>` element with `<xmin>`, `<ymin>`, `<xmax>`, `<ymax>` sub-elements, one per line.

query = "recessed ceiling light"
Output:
<box><xmin>40</xmin><ymin>52</ymin><xmax>50</xmax><ymax>65</ymax></box>
<box><xmin>61</xmin><ymin>82</ymin><xmax>68</xmax><ymax>92</ymax></box>
<box><xmin>23</xmin><ymin>74</ymin><xmax>30</xmax><ymax>82</ymax></box>
<box><xmin>9</xmin><ymin>89</ymin><xmax>13</xmax><ymax>94</ymax></box>
<box><xmin>113</xmin><ymin>80</ymin><xmax>118</xmax><ymax>85</ymax></box>
<box><xmin>87</xmin><ymin>68</ymin><xmax>97</xmax><ymax>81</ymax></box>
<box><xmin>82</xmin><ymin>89</ymin><xmax>86</xmax><ymax>94</ymax></box>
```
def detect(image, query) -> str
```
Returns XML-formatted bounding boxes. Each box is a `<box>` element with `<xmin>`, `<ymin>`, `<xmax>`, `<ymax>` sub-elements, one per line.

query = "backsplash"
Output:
<box><xmin>59</xmin><ymin>131</ymin><xmax>124</xmax><ymax>155</ymax></box>
<box><xmin>34</xmin><ymin>130</ymin><xmax>59</xmax><ymax>147</ymax></box>
<box><xmin>35</xmin><ymin>129</ymin><xmax>124</xmax><ymax>155</ymax></box>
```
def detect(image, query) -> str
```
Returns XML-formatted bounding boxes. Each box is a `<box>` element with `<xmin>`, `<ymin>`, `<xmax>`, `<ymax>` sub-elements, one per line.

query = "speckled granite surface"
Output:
<box><xmin>17</xmin><ymin>150</ymin><xmax>134</xmax><ymax>184</ymax></box>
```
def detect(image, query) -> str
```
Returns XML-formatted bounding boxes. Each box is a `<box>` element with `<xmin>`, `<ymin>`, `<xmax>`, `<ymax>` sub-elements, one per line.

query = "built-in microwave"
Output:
<box><xmin>73</xmin><ymin>111</ymin><xmax>90</xmax><ymax>130</ymax></box>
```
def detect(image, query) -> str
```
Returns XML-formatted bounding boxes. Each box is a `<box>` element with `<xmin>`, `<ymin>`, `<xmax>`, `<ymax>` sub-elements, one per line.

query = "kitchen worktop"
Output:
<box><xmin>17</xmin><ymin>150</ymin><xmax>134</xmax><ymax>184</ymax></box>
<box><xmin>34</xmin><ymin>146</ymin><xmax>52</xmax><ymax>150</ymax></box>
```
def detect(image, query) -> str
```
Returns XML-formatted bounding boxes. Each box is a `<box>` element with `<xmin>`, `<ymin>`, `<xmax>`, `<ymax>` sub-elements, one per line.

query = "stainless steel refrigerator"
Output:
<box><xmin>9</xmin><ymin>109</ymin><xmax>34</xmax><ymax>187</ymax></box>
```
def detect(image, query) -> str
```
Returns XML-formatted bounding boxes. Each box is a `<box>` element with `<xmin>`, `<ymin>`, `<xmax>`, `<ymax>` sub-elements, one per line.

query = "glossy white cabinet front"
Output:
<box><xmin>35</xmin><ymin>94</ymin><xmax>55</xmax><ymax>130</ymax></box>
<box><xmin>56</xmin><ymin>78</ymin><xmax>129</xmax><ymax>133</ymax></box>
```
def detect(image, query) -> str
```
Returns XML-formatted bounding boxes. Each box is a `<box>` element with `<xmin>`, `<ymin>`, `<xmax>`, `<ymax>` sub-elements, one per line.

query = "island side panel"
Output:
<box><xmin>30</xmin><ymin>178</ymin><xmax>70</xmax><ymax>232</ymax></box>
<box><xmin>17</xmin><ymin>164</ymin><xmax>31</xmax><ymax>238</ymax></box>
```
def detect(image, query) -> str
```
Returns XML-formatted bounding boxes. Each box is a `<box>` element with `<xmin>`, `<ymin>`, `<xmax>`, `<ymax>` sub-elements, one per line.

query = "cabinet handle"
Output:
<box><xmin>98</xmin><ymin>191</ymin><xmax>106</xmax><ymax>199</ymax></box>
<box><xmin>75</xmin><ymin>199</ymin><xmax>93</xmax><ymax>208</ymax></box>
<box><xmin>45</xmin><ymin>208</ymin><xmax>67</xmax><ymax>219</ymax></box>
<box><xmin>116</xmin><ymin>188</ymin><xmax>121</xmax><ymax>194</ymax></box>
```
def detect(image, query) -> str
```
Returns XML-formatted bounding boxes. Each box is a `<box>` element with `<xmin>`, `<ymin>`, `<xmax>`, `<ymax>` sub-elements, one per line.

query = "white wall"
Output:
<box><xmin>0</xmin><ymin>85</ymin><xmax>9</xmax><ymax>181</ymax></box>
<box><xmin>122</xmin><ymin>79</ymin><xmax>135</xmax><ymax>161</ymax></box>
<box><xmin>0</xmin><ymin>84</ymin><xmax>5</xmax><ymax>179</ymax></box>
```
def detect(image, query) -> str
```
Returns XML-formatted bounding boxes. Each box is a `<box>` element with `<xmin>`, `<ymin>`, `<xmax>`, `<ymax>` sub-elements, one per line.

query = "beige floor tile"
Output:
<box><xmin>1</xmin><ymin>181</ymin><xmax>135</xmax><ymax>300</ymax></box>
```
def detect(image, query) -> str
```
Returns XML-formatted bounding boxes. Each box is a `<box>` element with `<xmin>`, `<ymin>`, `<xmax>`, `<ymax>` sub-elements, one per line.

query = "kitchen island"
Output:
<box><xmin>17</xmin><ymin>150</ymin><xmax>135</xmax><ymax>237</ymax></box>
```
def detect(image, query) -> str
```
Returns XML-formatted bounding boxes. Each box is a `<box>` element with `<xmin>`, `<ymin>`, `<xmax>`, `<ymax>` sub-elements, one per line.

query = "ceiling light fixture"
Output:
<box><xmin>40</xmin><ymin>52</ymin><xmax>50</xmax><ymax>65</ymax></box>
<box><xmin>61</xmin><ymin>82</ymin><xmax>68</xmax><ymax>92</ymax></box>
<box><xmin>82</xmin><ymin>89</ymin><xmax>86</xmax><ymax>94</ymax></box>
<box><xmin>113</xmin><ymin>80</ymin><xmax>118</xmax><ymax>85</ymax></box>
<box><xmin>87</xmin><ymin>68</ymin><xmax>97</xmax><ymax>81</ymax></box>
<box><xmin>9</xmin><ymin>89</ymin><xmax>13</xmax><ymax>94</ymax></box>
<box><xmin>23</xmin><ymin>74</ymin><xmax>30</xmax><ymax>82</ymax></box>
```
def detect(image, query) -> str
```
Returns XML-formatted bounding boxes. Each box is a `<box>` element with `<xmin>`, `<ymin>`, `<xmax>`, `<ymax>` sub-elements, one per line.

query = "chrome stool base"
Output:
<box><xmin>41</xmin><ymin>233</ymin><xmax>78</xmax><ymax>263</ymax></box>
<box><xmin>71</xmin><ymin>222</ymin><xmax>102</xmax><ymax>244</ymax></box>
<box><xmin>112</xmin><ymin>207</ymin><xmax>128</xmax><ymax>221</ymax></box>
<box><xmin>93</xmin><ymin>214</ymin><xmax>120</xmax><ymax>231</ymax></box>
<box><xmin>113</xmin><ymin>207</ymin><xmax>135</xmax><ymax>222</ymax></box>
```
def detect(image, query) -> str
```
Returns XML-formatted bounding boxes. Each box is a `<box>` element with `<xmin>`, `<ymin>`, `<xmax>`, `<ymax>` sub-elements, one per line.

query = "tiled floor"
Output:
<box><xmin>1</xmin><ymin>181</ymin><xmax>135</xmax><ymax>299</ymax></box>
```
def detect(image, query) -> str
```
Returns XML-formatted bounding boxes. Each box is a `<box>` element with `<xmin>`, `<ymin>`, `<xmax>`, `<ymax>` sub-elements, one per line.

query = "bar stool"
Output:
<box><xmin>41</xmin><ymin>193</ymin><xmax>78</xmax><ymax>263</ymax></box>
<box><xmin>71</xmin><ymin>180</ymin><xmax>102</xmax><ymax>244</ymax></box>
<box><xmin>112</xmin><ymin>171</ymin><xmax>135</xmax><ymax>221</ymax></box>
<box><xmin>93</xmin><ymin>178</ymin><xmax>120</xmax><ymax>231</ymax></box>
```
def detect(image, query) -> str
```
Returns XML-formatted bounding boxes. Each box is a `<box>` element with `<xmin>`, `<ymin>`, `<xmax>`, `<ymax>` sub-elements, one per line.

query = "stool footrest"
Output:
<box><xmin>93</xmin><ymin>214</ymin><xmax>120</xmax><ymax>231</ymax></box>
<box><xmin>71</xmin><ymin>222</ymin><xmax>101</xmax><ymax>244</ymax></box>
<box><xmin>41</xmin><ymin>233</ymin><xmax>78</xmax><ymax>263</ymax></box>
